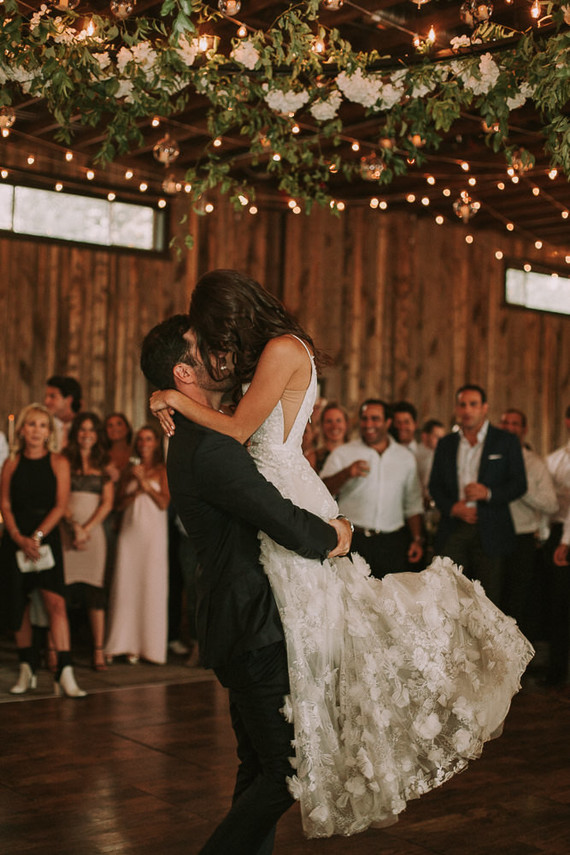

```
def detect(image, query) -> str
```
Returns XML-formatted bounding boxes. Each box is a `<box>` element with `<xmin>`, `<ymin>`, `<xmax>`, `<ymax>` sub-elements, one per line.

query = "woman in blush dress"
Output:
<box><xmin>62</xmin><ymin>413</ymin><xmax>114</xmax><ymax>672</ymax></box>
<box><xmin>105</xmin><ymin>425</ymin><xmax>170</xmax><ymax>665</ymax></box>
<box><xmin>149</xmin><ymin>270</ymin><xmax>534</xmax><ymax>840</ymax></box>
<box><xmin>0</xmin><ymin>404</ymin><xmax>86</xmax><ymax>697</ymax></box>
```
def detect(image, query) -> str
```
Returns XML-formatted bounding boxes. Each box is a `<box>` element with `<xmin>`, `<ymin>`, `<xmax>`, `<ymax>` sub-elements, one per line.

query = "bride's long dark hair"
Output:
<box><xmin>189</xmin><ymin>269</ymin><xmax>320</xmax><ymax>384</ymax></box>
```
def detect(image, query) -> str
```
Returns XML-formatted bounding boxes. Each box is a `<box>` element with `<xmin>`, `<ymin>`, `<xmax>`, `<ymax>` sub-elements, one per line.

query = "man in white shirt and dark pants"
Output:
<box><xmin>321</xmin><ymin>398</ymin><xmax>424</xmax><ymax>578</ymax></box>
<box><xmin>499</xmin><ymin>409</ymin><xmax>558</xmax><ymax>636</ymax></box>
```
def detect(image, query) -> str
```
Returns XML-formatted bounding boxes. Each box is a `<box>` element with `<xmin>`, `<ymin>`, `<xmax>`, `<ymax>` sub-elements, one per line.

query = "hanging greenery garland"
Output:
<box><xmin>0</xmin><ymin>0</ymin><xmax>569</xmax><ymax>212</ymax></box>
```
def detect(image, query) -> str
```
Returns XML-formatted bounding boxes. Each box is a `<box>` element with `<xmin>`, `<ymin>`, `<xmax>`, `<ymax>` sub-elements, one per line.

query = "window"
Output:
<box><xmin>505</xmin><ymin>264</ymin><xmax>570</xmax><ymax>317</ymax></box>
<box><xmin>0</xmin><ymin>183</ymin><xmax>165</xmax><ymax>251</ymax></box>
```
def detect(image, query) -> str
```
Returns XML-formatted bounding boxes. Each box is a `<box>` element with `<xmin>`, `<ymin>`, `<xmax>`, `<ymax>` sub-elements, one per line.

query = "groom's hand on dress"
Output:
<box><xmin>328</xmin><ymin>517</ymin><xmax>353</xmax><ymax>557</ymax></box>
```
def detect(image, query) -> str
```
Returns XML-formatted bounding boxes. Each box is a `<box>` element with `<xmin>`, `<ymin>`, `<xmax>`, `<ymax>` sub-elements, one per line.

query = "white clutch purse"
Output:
<box><xmin>15</xmin><ymin>544</ymin><xmax>55</xmax><ymax>573</ymax></box>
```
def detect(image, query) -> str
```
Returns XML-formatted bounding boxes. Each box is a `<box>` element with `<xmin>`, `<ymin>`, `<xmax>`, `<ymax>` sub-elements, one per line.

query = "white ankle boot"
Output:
<box><xmin>10</xmin><ymin>662</ymin><xmax>37</xmax><ymax>694</ymax></box>
<box><xmin>54</xmin><ymin>665</ymin><xmax>87</xmax><ymax>698</ymax></box>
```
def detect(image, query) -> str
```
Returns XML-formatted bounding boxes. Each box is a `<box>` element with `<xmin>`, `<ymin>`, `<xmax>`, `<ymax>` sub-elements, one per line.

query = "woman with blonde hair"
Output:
<box><xmin>0</xmin><ymin>403</ymin><xmax>86</xmax><ymax>697</ymax></box>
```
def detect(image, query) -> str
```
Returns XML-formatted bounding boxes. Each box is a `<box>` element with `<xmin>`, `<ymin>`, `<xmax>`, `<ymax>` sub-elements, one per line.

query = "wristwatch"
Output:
<box><xmin>32</xmin><ymin>530</ymin><xmax>44</xmax><ymax>543</ymax></box>
<box><xmin>336</xmin><ymin>514</ymin><xmax>354</xmax><ymax>533</ymax></box>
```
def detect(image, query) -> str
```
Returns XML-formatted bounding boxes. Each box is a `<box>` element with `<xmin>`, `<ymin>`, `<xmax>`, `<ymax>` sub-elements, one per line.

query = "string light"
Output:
<box><xmin>238</xmin><ymin>194</ymin><xmax>249</xmax><ymax>206</ymax></box>
<box><xmin>1</xmin><ymin>169</ymin><xmax>8</xmax><ymax>179</ymax></box>
<box><xmin>370</xmin><ymin>198</ymin><xmax>379</xmax><ymax>209</ymax></box>
<box><xmin>291</xmin><ymin>124</ymin><xmax>300</xmax><ymax>134</ymax></box>
<box><xmin>86</xmin><ymin>170</ymin><xmax>95</xmax><ymax>180</ymax></box>
<box><xmin>151</xmin><ymin>117</ymin><xmax>160</xmax><ymax>128</ymax></box>
<box><xmin>272</xmin><ymin>153</ymin><xmax>281</xmax><ymax>161</ymax></box>
<box><xmin>426</xmin><ymin>175</ymin><xmax>436</xmax><ymax>185</ymax></box>
<box><xmin>532</xmin><ymin>186</ymin><xmax>540</xmax><ymax>196</ymax></box>
<box><xmin>530</xmin><ymin>0</ymin><xmax>540</xmax><ymax>19</ymax></box>
<box><xmin>421</xmin><ymin>196</ymin><xmax>430</xmax><ymax>206</ymax></box>
<box><xmin>524</xmin><ymin>263</ymin><xmax>532</xmax><ymax>271</ymax></box>
<box><xmin>495</xmin><ymin>250</ymin><xmax>504</xmax><ymax>260</ymax></box>
<box><xmin>562</xmin><ymin>211</ymin><xmax>569</xmax><ymax>219</ymax></box>
<box><xmin>205</xmin><ymin>202</ymin><xmax>215</xmax><ymax>213</ymax></box>
<box><xmin>352</xmin><ymin>141</ymin><xmax>360</xmax><ymax>152</ymax></box>
<box><xmin>442</xmin><ymin>188</ymin><xmax>451</xmax><ymax>197</ymax></box>
<box><xmin>125</xmin><ymin>170</ymin><xmax>134</xmax><ymax>180</ymax></box>
<box><xmin>535</xmin><ymin>240</ymin><xmax>543</xmax><ymax>249</ymax></box>
<box><xmin>497</xmin><ymin>182</ymin><xmax>505</xmax><ymax>190</ymax></box>
<box><xmin>548</xmin><ymin>168</ymin><xmax>558</xmax><ymax>180</ymax></box>
<box><xmin>379</xmin><ymin>200</ymin><xmax>388</xmax><ymax>210</ymax></box>
<box><xmin>288</xmin><ymin>199</ymin><xmax>297</xmax><ymax>209</ymax></box>
<box><xmin>506</xmin><ymin>222</ymin><xmax>514</xmax><ymax>231</ymax></box>
<box><xmin>65</xmin><ymin>151</ymin><xmax>73</xmax><ymax>162</ymax></box>
<box><xmin>184</xmin><ymin>183</ymin><xmax>192</xmax><ymax>193</ymax></box>
<box><xmin>435</xmin><ymin>215</ymin><xmax>444</xmax><ymax>224</ymax></box>
<box><xmin>461</xmin><ymin>161</ymin><xmax>470</xmax><ymax>172</ymax></box>
<box><xmin>312</xmin><ymin>36</ymin><xmax>326</xmax><ymax>54</ymax></box>
<box><xmin>1</xmin><ymin>129</ymin><xmax>9</xmax><ymax>138</ymax></box>
<box><xmin>27</xmin><ymin>155</ymin><xmax>35</xmax><ymax>166</ymax></box>
<box><xmin>336</xmin><ymin>201</ymin><xmax>346</xmax><ymax>212</ymax></box>
<box><xmin>158</xmin><ymin>198</ymin><xmax>167</xmax><ymax>208</ymax></box>
<box><xmin>237</xmin><ymin>24</ymin><xmax>247</xmax><ymax>38</ymax></box>
<box><xmin>468</xmin><ymin>177</ymin><xmax>477</xmax><ymax>186</ymax></box>
<box><xmin>427</xmin><ymin>26</ymin><xmax>436</xmax><ymax>44</ymax></box>
<box><xmin>406</xmin><ymin>193</ymin><xmax>416</xmax><ymax>203</ymax></box>
<box><xmin>107</xmin><ymin>192</ymin><xmax>116</xmax><ymax>201</ymax></box>
<box><xmin>293</xmin><ymin>205</ymin><xmax>302</xmax><ymax>214</ymax></box>
<box><xmin>139</xmin><ymin>182</ymin><xmax>148</xmax><ymax>192</ymax></box>
<box><xmin>249</xmin><ymin>205</ymin><xmax>258</xmax><ymax>214</ymax></box>
<box><xmin>55</xmin><ymin>182</ymin><xmax>63</xmax><ymax>192</ymax></box>
<box><xmin>213</xmin><ymin>137</ymin><xmax>222</xmax><ymax>148</ymax></box>
<box><xmin>465</xmin><ymin>234</ymin><xmax>474</xmax><ymax>244</ymax></box>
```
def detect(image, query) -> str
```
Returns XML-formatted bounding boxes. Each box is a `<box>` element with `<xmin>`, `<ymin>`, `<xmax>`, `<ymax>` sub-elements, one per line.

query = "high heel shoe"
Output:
<box><xmin>54</xmin><ymin>665</ymin><xmax>87</xmax><ymax>698</ymax></box>
<box><xmin>93</xmin><ymin>646</ymin><xmax>108</xmax><ymax>672</ymax></box>
<box><xmin>10</xmin><ymin>662</ymin><xmax>37</xmax><ymax>694</ymax></box>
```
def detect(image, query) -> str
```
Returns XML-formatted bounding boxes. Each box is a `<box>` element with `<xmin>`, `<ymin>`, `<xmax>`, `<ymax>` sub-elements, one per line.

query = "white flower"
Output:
<box><xmin>176</xmin><ymin>35</ymin><xmax>198</xmax><ymax>67</ymax></box>
<box><xmin>287</xmin><ymin>775</ymin><xmax>304</xmax><ymax>800</ymax></box>
<box><xmin>116</xmin><ymin>46</ymin><xmax>133</xmax><ymax>73</ymax></box>
<box><xmin>345</xmin><ymin>775</ymin><xmax>367</xmax><ymax>796</ymax></box>
<box><xmin>380</xmin><ymin>83</ymin><xmax>404</xmax><ymax>109</ymax></box>
<box><xmin>93</xmin><ymin>52</ymin><xmax>111</xmax><ymax>71</ymax></box>
<box><xmin>310</xmin><ymin>90</ymin><xmax>342</xmax><ymax>121</ymax></box>
<box><xmin>452</xmin><ymin>728</ymin><xmax>473</xmax><ymax>753</ymax></box>
<box><xmin>462</xmin><ymin>53</ymin><xmax>500</xmax><ymax>96</ymax></box>
<box><xmin>356</xmin><ymin>747</ymin><xmax>375</xmax><ymax>779</ymax></box>
<box><xmin>507</xmin><ymin>81</ymin><xmax>535</xmax><ymax>111</ymax></box>
<box><xmin>231</xmin><ymin>39</ymin><xmax>260</xmax><ymax>70</ymax></box>
<box><xmin>412</xmin><ymin>646</ymin><xmax>429</xmax><ymax>670</ymax></box>
<box><xmin>131</xmin><ymin>41</ymin><xmax>157</xmax><ymax>70</ymax></box>
<box><xmin>263</xmin><ymin>85</ymin><xmax>309</xmax><ymax>115</ymax></box>
<box><xmin>336</xmin><ymin>68</ymin><xmax>383</xmax><ymax>108</ymax></box>
<box><xmin>280</xmin><ymin>694</ymin><xmax>294</xmax><ymax>722</ymax></box>
<box><xmin>308</xmin><ymin>804</ymin><xmax>330</xmax><ymax>824</ymax></box>
<box><xmin>115</xmin><ymin>79</ymin><xmax>134</xmax><ymax>101</ymax></box>
<box><xmin>413</xmin><ymin>712</ymin><xmax>443</xmax><ymax>740</ymax></box>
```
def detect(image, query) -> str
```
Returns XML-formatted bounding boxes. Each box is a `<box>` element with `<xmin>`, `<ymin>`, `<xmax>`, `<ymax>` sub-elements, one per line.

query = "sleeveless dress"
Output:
<box><xmin>247</xmin><ymin>342</ymin><xmax>535</xmax><ymax>839</ymax></box>
<box><xmin>0</xmin><ymin>454</ymin><xmax>65</xmax><ymax>632</ymax></box>
<box><xmin>105</xmin><ymin>475</ymin><xmax>168</xmax><ymax>663</ymax></box>
<box><xmin>62</xmin><ymin>472</ymin><xmax>108</xmax><ymax>609</ymax></box>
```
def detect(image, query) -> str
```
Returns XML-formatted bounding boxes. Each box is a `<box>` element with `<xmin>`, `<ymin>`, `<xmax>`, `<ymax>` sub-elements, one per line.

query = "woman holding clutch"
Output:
<box><xmin>0</xmin><ymin>403</ymin><xmax>86</xmax><ymax>697</ymax></box>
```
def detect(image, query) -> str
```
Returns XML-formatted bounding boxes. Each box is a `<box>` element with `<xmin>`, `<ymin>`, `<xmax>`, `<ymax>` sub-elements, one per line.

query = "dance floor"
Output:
<box><xmin>1</xmin><ymin>640</ymin><xmax>569</xmax><ymax>855</ymax></box>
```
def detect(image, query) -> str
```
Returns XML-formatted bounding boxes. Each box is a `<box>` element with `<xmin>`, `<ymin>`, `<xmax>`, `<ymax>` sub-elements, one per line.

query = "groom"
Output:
<box><xmin>140</xmin><ymin>314</ymin><xmax>352</xmax><ymax>855</ymax></box>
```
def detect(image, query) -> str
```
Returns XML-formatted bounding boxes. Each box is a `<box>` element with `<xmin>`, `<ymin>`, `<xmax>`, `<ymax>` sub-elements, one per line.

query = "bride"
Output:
<box><xmin>150</xmin><ymin>269</ymin><xmax>534</xmax><ymax>839</ymax></box>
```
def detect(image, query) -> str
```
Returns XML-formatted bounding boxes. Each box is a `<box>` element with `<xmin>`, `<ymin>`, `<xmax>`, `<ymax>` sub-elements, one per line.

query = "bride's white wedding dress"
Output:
<box><xmin>247</xmin><ymin>341</ymin><xmax>534</xmax><ymax>839</ymax></box>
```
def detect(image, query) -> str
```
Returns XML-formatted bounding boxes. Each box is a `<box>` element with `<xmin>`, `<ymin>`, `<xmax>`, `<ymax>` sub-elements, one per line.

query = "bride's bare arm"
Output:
<box><xmin>150</xmin><ymin>336</ymin><xmax>310</xmax><ymax>444</ymax></box>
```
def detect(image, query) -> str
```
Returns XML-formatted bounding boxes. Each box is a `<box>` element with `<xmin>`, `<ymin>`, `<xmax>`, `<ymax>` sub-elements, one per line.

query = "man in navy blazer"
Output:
<box><xmin>140</xmin><ymin>315</ymin><xmax>352</xmax><ymax>855</ymax></box>
<box><xmin>429</xmin><ymin>384</ymin><xmax>527</xmax><ymax>606</ymax></box>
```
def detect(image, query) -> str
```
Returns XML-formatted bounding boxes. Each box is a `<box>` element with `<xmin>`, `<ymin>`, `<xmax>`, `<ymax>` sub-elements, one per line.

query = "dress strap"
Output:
<box><xmin>289</xmin><ymin>334</ymin><xmax>314</xmax><ymax>362</ymax></box>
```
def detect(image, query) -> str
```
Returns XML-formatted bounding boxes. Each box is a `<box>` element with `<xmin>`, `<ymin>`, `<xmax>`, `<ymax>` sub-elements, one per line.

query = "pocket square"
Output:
<box><xmin>488</xmin><ymin>454</ymin><xmax>503</xmax><ymax>460</ymax></box>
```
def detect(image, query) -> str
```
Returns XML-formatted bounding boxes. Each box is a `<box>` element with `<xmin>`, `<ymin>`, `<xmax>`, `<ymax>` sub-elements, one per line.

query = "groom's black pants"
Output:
<box><xmin>200</xmin><ymin>641</ymin><xmax>295</xmax><ymax>855</ymax></box>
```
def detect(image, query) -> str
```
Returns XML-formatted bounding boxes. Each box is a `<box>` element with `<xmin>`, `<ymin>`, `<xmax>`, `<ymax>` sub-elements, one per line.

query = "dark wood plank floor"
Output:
<box><xmin>1</xmin><ymin>657</ymin><xmax>569</xmax><ymax>855</ymax></box>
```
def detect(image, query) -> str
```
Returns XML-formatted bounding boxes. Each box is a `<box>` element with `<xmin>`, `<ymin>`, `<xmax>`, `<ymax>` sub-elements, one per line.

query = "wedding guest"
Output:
<box><xmin>0</xmin><ymin>430</ymin><xmax>9</xmax><ymax>473</ymax></box>
<box><xmin>104</xmin><ymin>412</ymin><xmax>133</xmax><ymax>485</ymax></box>
<box><xmin>44</xmin><ymin>375</ymin><xmax>82</xmax><ymax>452</ymax></box>
<box><xmin>306</xmin><ymin>402</ymin><xmax>350</xmax><ymax>473</ymax></box>
<box><xmin>105</xmin><ymin>425</ymin><xmax>170</xmax><ymax>664</ymax></box>
<box><xmin>62</xmin><ymin>412</ymin><xmax>114</xmax><ymax>672</ymax></box>
<box><xmin>0</xmin><ymin>404</ymin><xmax>86</xmax><ymax>697</ymax></box>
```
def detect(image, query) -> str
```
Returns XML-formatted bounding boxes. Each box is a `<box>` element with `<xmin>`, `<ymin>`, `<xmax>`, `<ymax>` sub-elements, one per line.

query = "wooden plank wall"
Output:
<box><xmin>1</xmin><ymin>199</ymin><xmax>569</xmax><ymax>454</ymax></box>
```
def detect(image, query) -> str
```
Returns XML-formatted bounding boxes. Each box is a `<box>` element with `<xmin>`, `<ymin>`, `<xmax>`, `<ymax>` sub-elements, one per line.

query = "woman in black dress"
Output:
<box><xmin>0</xmin><ymin>403</ymin><xmax>86</xmax><ymax>697</ymax></box>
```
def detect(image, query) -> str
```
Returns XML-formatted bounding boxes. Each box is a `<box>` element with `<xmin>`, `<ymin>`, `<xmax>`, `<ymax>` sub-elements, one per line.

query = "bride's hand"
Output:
<box><xmin>328</xmin><ymin>517</ymin><xmax>352</xmax><ymax>558</ymax></box>
<box><xmin>149</xmin><ymin>390</ymin><xmax>176</xmax><ymax>436</ymax></box>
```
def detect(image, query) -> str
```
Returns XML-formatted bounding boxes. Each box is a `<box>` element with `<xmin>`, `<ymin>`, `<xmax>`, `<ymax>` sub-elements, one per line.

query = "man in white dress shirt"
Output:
<box><xmin>392</xmin><ymin>401</ymin><xmax>419</xmax><ymax>456</ymax></box>
<box><xmin>542</xmin><ymin>405</ymin><xmax>570</xmax><ymax>687</ymax></box>
<box><xmin>43</xmin><ymin>375</ymin><xmax>82</xmax><ymax>451</ymax></box>
<box><xmin>320</xmin><ymin>398</ymin><xmax>424</xmax><ymax>578</ymax></box>
<box><xmin>499</xmin><ymin>409</ymin><xmax>558</xmax><ymax>634</ymax></box>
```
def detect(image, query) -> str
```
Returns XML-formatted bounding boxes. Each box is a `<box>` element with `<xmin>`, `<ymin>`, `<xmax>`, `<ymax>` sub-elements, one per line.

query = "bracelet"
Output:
<box><xmin>336</xmin><ymin>514</ymin><xmax>355</xmax><ymax>533</ymax></box>
<box><xmin>32</xmin><ymin>529</ymin><xmax>44</xmax><ymax>543</ymax></box>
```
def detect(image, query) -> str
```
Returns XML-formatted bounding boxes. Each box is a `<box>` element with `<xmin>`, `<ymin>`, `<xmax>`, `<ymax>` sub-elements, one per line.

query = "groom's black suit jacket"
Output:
<box><xmin>167</xmin><ymin>413</ymin><xmax>337</xmax><ymax>673</ymax></box>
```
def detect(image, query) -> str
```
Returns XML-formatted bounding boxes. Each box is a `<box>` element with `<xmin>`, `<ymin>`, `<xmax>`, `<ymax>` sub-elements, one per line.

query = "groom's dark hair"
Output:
<box><xmin>140</xmin><ymin>314</ymin><xmax>193</xmax><ymax>390</ymax></box>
